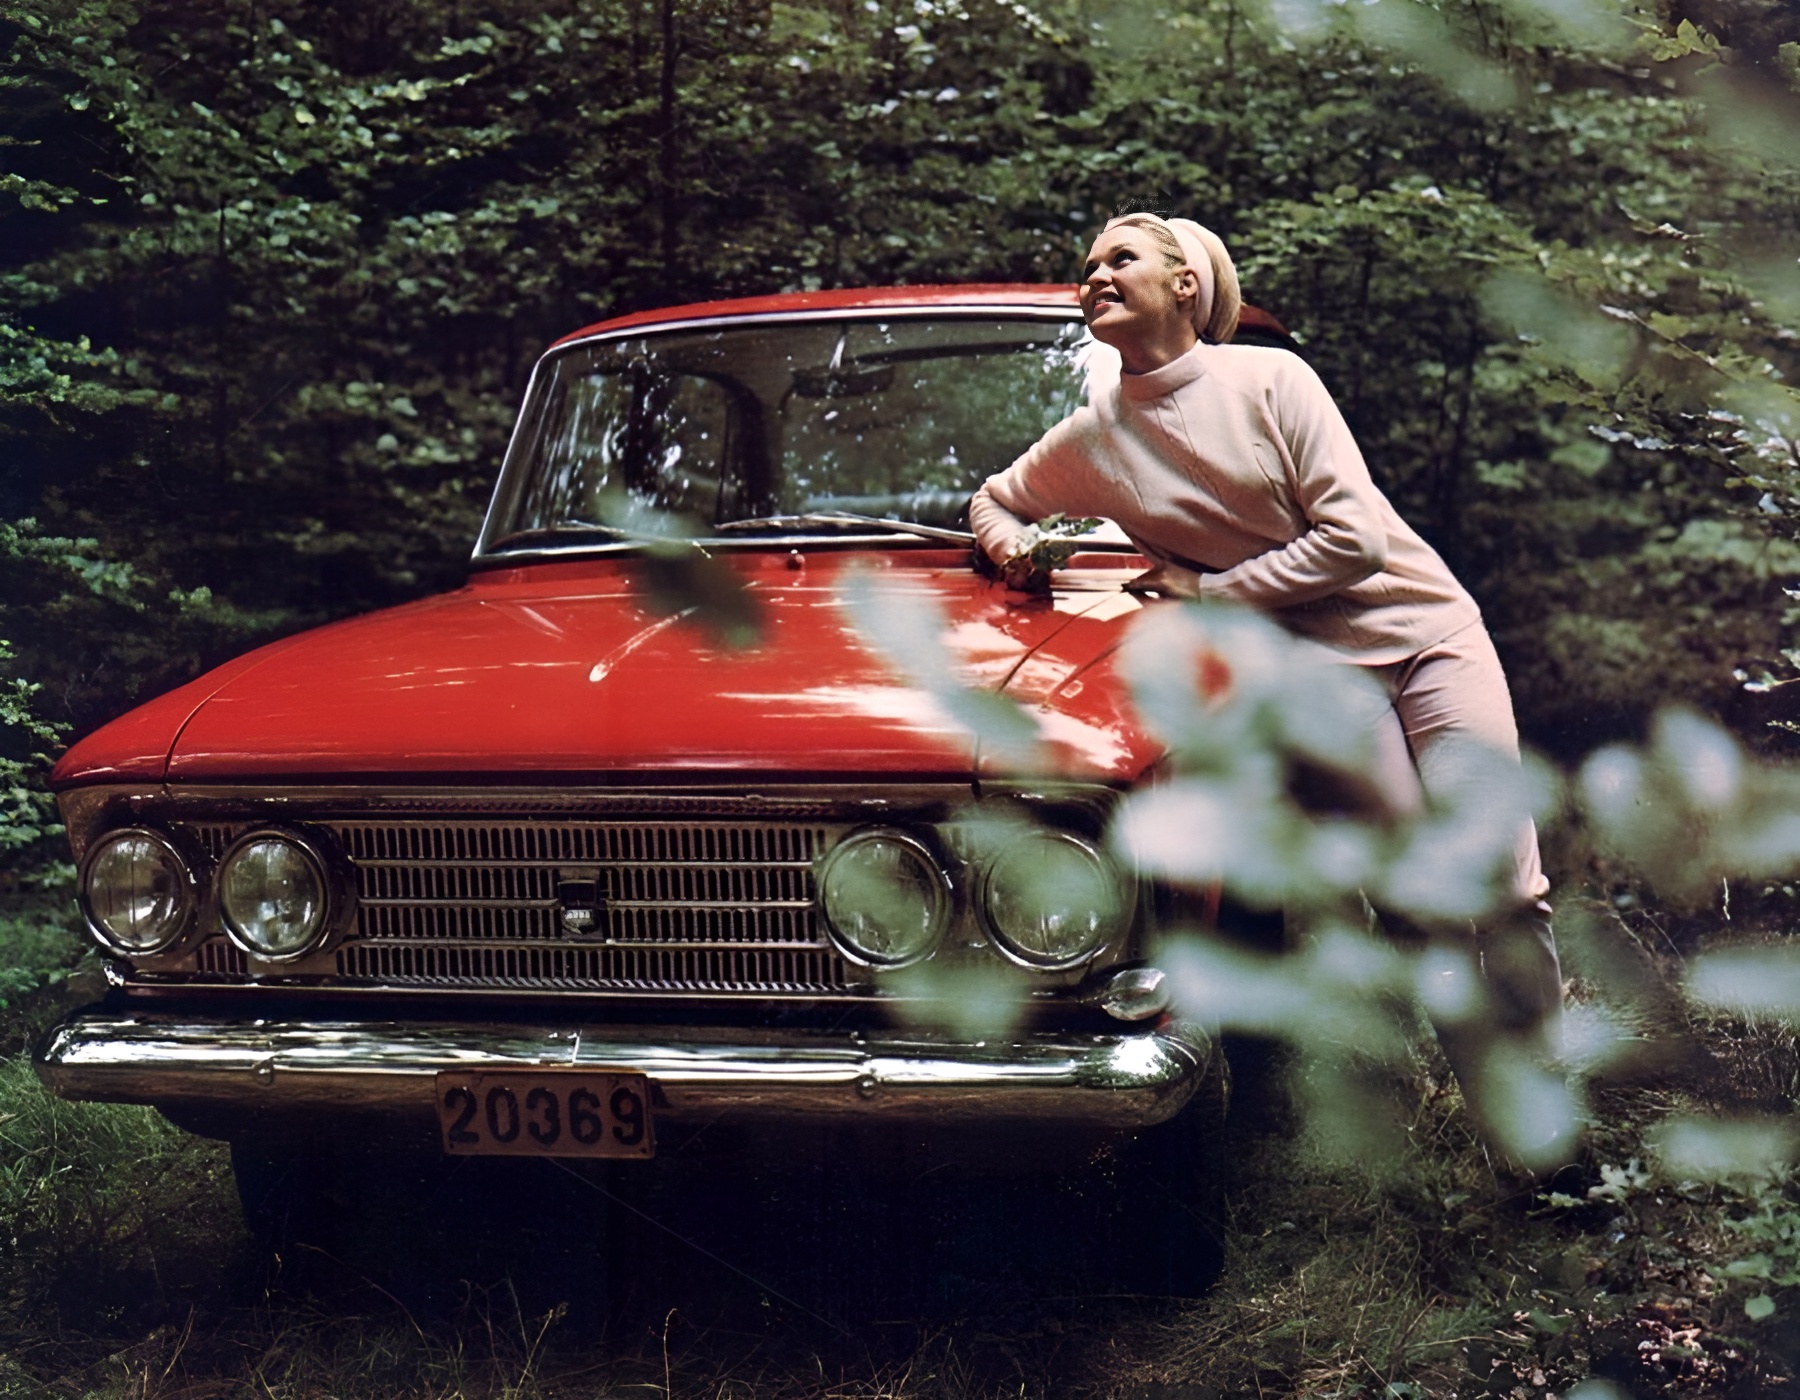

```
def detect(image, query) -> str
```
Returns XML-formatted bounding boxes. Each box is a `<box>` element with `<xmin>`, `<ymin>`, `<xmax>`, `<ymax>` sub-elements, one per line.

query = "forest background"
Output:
<box><xmin>3</xmin><ymin>0</ymin><xmax>1799</xmax><ymax>882</ymax></box>
<box><xmin>3</xmin><ymin>0</ymin><xmax>1800</xmax><ymax>1395</ymax></box>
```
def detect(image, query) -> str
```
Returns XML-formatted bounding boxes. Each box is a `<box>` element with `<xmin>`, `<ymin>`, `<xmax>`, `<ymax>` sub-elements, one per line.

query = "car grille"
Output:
<box><xmin>182</xmin><ymin>817</ymin><xmax>856</xmax><ymax>995</ymax></box>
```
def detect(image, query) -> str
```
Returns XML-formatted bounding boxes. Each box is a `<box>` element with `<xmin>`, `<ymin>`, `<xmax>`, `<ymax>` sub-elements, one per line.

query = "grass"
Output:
<box><xmin>0</xmin><ymin>885</ymin><xmax>1798</xmax><ymax>1396</ymax></box>
<box><xmin>0</xmin><ymin>1051</ymin><xmax>240</xmax><ymax>1319</ymax></box>
<box><xmin>0</xmin><ymin>884</ymin><xmax>91</xmax><ymax>1040</ymax></box>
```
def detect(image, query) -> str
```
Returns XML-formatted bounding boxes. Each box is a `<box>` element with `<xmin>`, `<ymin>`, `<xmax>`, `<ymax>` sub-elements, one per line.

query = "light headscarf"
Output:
<box><xmin>1164</xmin><ymin>217</ymin><xmax>1241</xmax><ymax>347</ymax></box>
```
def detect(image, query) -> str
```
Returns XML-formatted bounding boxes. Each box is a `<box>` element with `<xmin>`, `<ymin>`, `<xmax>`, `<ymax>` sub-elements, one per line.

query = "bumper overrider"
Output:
<box><xmin>35</xmin><ymin>1012</ymin><xmax>1214</xmax><ymax>1132</ymax></box>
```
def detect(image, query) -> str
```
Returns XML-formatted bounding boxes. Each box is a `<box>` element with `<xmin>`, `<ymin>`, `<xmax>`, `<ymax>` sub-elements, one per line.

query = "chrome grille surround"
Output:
<box><xmin>59</xmin><ymin>783</ymin><xmax>1131</xmax><ymax>1002</ymax></box>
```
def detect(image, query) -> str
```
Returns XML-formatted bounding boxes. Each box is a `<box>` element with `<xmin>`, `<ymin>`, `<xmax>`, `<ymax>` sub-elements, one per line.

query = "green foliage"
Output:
<box><xmin>0</xmin><ymin>0</ymin><xmax>1795</xmax><ymax>846</ymax></box>
<box><xmin>0</xmin><ymin>634</ymin><xmax>66</xmax><ymax>872</ymax></box>
<box><xmin>6</xmin><ymin>8</ymin><xmax>1800</xmax><ymax>1381</ymax></box>
<box><xmin>994</xmin><ymin>512</ymin><xmax>1101</xmax><ymax>590</ymax></box>
<box><xmin>0</xmin><ymin>1054</ymin><xmax>236</xmax><ymax>1301</ymax></box>
<box><xmin>0</xmin><ymin>894</ymin><xmax>84</xmax><ymax>1010</ymax></box>
<box><xmin>843</xmin><ymin>564</ymin><xmax>1044</xmax><ymax>763</ymax></box>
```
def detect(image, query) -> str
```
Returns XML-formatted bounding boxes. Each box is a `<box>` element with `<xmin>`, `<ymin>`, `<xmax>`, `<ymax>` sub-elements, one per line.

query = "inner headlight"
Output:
<box><xmin>218</xmin><ymin>830</ymin><xmax>330</xmax><ymax>960</ymax></box>
<box><xmin>79</xmin><ymin>827</ymin><xmax>197</xmax><ymax>954</ymax></box>
<box><xmin>817</xmin><ymin>828</ymin><xmax>949</xmax><ymax>966</ymax></box>
<box><xmin>980</xmin><ymin>830</ymin><xmax>1129</xmax><ymax>968</ymax></box>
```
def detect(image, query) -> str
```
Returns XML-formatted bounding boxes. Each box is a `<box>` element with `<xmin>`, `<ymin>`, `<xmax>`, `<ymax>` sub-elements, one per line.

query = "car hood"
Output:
<box><xmin>54</xmin><ymin>549</ymin><xmax>1162</xmax><ymax>788</ymax></box>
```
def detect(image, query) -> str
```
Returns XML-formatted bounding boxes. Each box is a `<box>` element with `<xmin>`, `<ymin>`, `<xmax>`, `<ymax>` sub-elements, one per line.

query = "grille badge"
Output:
<box><xmin>556</xmin><ymin>867</ymin><xmax>609</xmax><ymax>938</ymax></box>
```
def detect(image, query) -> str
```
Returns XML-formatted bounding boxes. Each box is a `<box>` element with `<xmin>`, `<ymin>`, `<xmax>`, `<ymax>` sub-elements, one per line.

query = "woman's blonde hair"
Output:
<box><xmin>1103</xmin><ymin>212</ymin><xmax>1241</xmax><ymax>345</ymax></box>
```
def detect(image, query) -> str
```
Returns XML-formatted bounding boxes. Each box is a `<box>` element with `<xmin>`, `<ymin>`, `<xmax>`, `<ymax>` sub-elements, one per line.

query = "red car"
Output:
<box><xmin>35</xmin><ymin>285</ymin><xmax>1295</xmax><ymax>1294</ymax></box>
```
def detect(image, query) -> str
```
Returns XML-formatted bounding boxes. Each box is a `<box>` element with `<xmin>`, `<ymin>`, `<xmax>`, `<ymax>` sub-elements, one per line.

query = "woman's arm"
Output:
<box><xmin>1187</xmin><ymin>356</ymin><xmax>1390</xmax><ymax>609</ymax></box>
<box><xmin>968</xmin><ymin>412</ymin><xmax>1097</xmax><ymax>565</ymax></box>
<box><xmin>968</xmin><ymin>479</ymin><xmax>1035</xmax><ymax>565</ymax></box>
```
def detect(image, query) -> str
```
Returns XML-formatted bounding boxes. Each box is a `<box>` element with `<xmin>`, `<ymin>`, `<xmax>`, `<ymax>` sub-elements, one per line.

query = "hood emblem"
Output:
<box><xmin>556</xmin><ymin>867</ymin><xmax>610</xmax><ymax>938</ymax></box>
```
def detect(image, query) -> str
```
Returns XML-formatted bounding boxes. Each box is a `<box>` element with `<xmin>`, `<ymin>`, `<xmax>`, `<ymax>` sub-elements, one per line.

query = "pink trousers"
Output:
<box><xmin>1349</xmin><ymin>620</ymin><xmax>1562</xmax><ymax>1039</ymax></box>
<box><xmin>1360</xmin><ymin>620</ymin><xmax>1550</xmax><ymax>908</ymax></box>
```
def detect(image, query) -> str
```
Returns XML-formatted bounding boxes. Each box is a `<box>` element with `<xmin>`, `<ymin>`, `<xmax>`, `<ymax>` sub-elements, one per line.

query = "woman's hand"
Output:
<box><xmin>1000</xmin><ymin>553</ymin><xmax>1053</xmax><ymax>593</ymax></box>
<box><xmin>1125</xmin><ymin>562</ymin><xmax>1203</xmax><ymax>598</ymax></box>
<box><xmin>981</xmin><ymin>515</ymin><xmax>1103</xmax><ymax>595</ymax></box>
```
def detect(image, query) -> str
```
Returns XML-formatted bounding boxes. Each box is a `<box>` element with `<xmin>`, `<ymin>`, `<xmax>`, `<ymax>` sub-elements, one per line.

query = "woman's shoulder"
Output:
<box><xmin>1206</xmin><ymin>340</ymin><xmax>1312</xmax><ymax>378</ymax></box>
<box><xmin>1204</xmin><ymin>342</ymin><xmax>1328</xmax><ymax>403</ymax></box>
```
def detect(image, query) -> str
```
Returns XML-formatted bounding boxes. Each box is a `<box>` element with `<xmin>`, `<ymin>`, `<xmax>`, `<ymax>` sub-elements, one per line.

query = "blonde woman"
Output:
<box><xmin>970</xmin><ymin>212</ymin><xmax>1561</xmax><ymax>1088</ymax></box>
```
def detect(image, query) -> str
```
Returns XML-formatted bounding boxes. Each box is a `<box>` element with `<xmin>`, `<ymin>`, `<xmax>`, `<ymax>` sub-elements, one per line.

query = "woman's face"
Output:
<box><xmin>1079</xmin><ymin>224</ymin><xmax>1198</xmax><ymax>363</ymax></box>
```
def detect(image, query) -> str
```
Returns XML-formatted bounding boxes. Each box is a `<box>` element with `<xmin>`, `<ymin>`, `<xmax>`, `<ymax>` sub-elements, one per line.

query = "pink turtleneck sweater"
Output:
<box><xmin>969</xmin><ymin>341</ymin><xmax>1481</xmax><ymax>665</ymax></box>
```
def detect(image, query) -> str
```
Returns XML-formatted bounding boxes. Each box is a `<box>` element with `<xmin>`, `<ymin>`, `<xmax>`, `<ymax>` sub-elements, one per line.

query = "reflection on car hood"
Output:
<box><xmin>54</xmin><ymin>549</ymin><xmax>1163</xmax><ymax>787</ymax></box>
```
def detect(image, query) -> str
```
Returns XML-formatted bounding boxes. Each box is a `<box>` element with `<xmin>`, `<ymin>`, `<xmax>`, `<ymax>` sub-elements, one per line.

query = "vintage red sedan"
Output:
<box><xmin>34</xmin><ymin>285</ymin><xmax>1296</xmax><ymax>1294</ymax></box>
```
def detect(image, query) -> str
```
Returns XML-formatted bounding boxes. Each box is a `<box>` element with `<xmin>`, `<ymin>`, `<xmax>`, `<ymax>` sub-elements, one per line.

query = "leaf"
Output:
<box><xmin>840</xmin><ymin>568</ymin><xmax>1042</xmax><ymax>764</ymax></box>
<box><xmin>1746</xmin><ymin>1294</ymin><xmax>1777</xmax><ymax>1321</ymax></box>
<box><xmin>1652</xmin><ymin>1116</ymin><xmax>1797</xmax><ymax>1182</ymax></box>
<box><xmin>1470</xmin><ymin>1044</ymin><xmax>1580</xmax><ymax>1171</ymax></box>
<box><xmin>1480</xmin><ymin>268</ymin><xmax>1634</xmax><ymax>388</ymax></box>
<box><xmin>1527</xmin><ymin>1309</ymin><xmax>1572</xmax><ymax>1336</ymax></box>
<box><xmin>638</xmin><ymin>545</ymin><xmax>763</xmax><ymax>649</ymax></box>
<box><xmin>1688</xmin><ymin>949</ymin><xmax>1800</xmax><ymax>1017</ymax></box>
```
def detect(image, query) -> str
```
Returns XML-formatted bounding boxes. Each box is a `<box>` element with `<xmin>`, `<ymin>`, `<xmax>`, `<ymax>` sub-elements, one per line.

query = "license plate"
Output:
<box><xmin>434</xmin><ymin>1070</ymin><xmax>655</xmax><ymax>1159</ymax></box>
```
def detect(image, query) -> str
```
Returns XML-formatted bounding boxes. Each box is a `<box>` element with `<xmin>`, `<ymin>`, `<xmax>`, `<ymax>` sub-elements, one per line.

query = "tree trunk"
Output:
<box><xmin>660</xmin><ymin>0</ymin><xmax>679</xmax><ymax>289</ymax></box>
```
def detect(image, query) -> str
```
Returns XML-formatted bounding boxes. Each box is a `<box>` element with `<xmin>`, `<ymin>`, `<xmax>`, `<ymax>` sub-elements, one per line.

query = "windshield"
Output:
<box><xmin>481</xmin><ymin>314</ymin><xmax>1093</xmax><ymax>550</ymax></box>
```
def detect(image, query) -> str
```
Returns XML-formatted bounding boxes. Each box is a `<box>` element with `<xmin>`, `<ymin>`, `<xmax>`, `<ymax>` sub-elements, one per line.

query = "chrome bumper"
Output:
<box><xmin>34</xmin><ymin>1012</ymin><xmax>1211</xmax><ymax>1130</ymax></box>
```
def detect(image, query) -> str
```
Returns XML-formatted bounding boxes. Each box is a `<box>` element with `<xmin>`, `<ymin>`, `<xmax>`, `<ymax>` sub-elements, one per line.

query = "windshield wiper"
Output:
<box><xmin>485</xmin><ymin>523</ymin><xmax>648</xmax><ymax>551</ymax></box>
<box><xmin>709</xmin><ymin>513</ymin><xmax>974</xmax><ymax>543</ymax></box>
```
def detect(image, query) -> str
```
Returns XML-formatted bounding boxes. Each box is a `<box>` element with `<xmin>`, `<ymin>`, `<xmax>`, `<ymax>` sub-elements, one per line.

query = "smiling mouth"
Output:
<box><xmin>1090</xmin><ymin>291</ymin><xmax>1122</xmax><ymax>308</ymax></box>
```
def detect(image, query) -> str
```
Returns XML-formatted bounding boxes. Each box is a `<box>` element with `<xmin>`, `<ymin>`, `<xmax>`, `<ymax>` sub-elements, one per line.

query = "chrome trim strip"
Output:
<box><xmin>471</xmin><ymin>347</ymin><xmax>550</xmax><ymax>562</ymax></box>
<box><xmin>615</xmin><ymin>899</ymin><xmax>818</xmax><ymax>912</ymax></box>
<box><xmin>115</xmin><ymin>979</ymin><xmax>874</xmax><ymax>1003</ymax></box>
<box><xmin>355</xmin><ymin>858</ymin><xmax>817</xmax><ymax>869</ymax></box>
<box><xmin>58</xmin><ymin>781</ymin><xmax>985</xmax><ymax>861</ymax></box>
<box><xmin>472</xmin><ymin>534</ymin><xmax>968</xmax><ymax>567</ymax></box>
<box><xmin>124</xmin><ymin>782</ymin><xmax>981</xmax><ymax>814</ymax></box>
<box><xmin>36</xmin><ymin>1012</ymin><xmax>1210</xmax><ymax>1128</ymax></box>
<box><xmin>351</xmin><ymin>898</ymin><xmax>816</xmax><ymax>911</ymax></box>
<box><xmin>468</xmin><ymin>537</ymin><xmax>1144</xmax><ymax>569</ymax></box>
<box><xmin>357</xmin><ymin>898</ymin><xmax>560</xmax><ymax>910</ymax></box>
<box><xmin>552</xmin><ymin>302</ymin><xmax>1083</xmax><ymax>355</ymax></box>
<box><xmin>337</xmin><ymin>938</ymin><xmax>843</xmax><ymax>952</ymax></box>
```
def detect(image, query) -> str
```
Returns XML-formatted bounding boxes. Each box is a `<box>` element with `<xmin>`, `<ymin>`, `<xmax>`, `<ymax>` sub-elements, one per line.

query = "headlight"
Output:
<box><xmin>218</xmin><ymin>829</ymin><xmax>331</xmax><ymax>960</ymax></box>
<box><xmin>79</xmin><ymin>827</ymin><xmax>198</xmax><ymax>954</ymax></box>
<box><xmin>980</xmin><ymin>830</ymin><xmax>1129</xmax><ymax>968</ymax></box>
<box><xmin>817</xmin><ymin>828</ymin><xmax>950</xmax><ymax>966</ymax></box>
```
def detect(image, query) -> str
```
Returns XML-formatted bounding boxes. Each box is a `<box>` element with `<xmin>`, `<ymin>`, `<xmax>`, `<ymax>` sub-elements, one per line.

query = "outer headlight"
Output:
<box><xmin>79</xmin><ymin>827</ymin><xmax>199</xmax><ymax>954</ymax></box>
<box><xmin>218</xmin><ymin>829</ymin><xmax>331</xmax><ymax>960</ymax></box>
<box><xmin>980</xmin><ymin>830</ymin><xmax>1130</xmax><ymax>969</ymax></box>
<box><xmin>817</xmin><ymin>828</ymin><xmax>950</xmax><ymax>966</ymax></box>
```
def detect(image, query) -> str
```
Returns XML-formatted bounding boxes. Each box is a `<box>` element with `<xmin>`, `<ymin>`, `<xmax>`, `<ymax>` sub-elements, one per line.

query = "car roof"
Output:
<box><xmin>549</xmin><ymin>285</ymin><xmax>1290</xmax><ymax>348</ymax></box>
